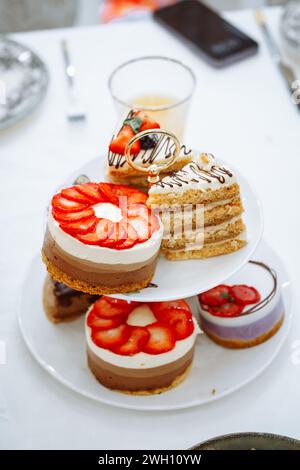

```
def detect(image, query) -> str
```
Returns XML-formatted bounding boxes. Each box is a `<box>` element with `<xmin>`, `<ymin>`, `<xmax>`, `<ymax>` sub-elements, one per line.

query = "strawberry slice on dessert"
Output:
<box><xmin>93</xmin><ymin>297</ymin><xmax>137</xmax><ymax>318</ymax></box>
<box><xmin>230</xmin><ymin>285</ymin><xmax>261</xmax><ymax>306</ymax></box>
<box><xmin>60</xmin><ymin>216</ymin><xmax>97</xmax><ymax>235</ymax></box>
<box><xmin>76</xmin><ymin>218</ymin><xmax>114</xmax><ymax>245</ymax></box>
<box><xmin>114</xmin><ymin>221</ymin><xmax>138</xmax><ymax>250</ymax></box>
<box><xmin>76</xmin><ymin>183</ymin><xmax>105</xmax><ymax>204</ymax></box>
<box><xmin>91</xmin><ymin>324</ymin><xmax>130</xmax><ymax>350</ymax></box>
<box><xmin>113</xmin><ymin>326</ymin><xmax>150</xmax><ymax>356</ymax></box>
<box><xmin>52</xmin><ymin>194</ymin><xmax>88</xmax><ymax>213</ymax></box>
<box><xmin>136</xmin><ymin>111</ymin><xmax>160</xmax><ymax>132</ymax></box>
<box><xmin>109</xmin><ymin>124</ymin><xmax>141</xmax><ymax>155</ymax></box>
<box><xmin>154</xmin><ymin>308</ymin><xmax>194</xmax><ymax>341</ymax></box>
<box><xmin>199</xmin><ymin>285</ymin><xmax>232</xmax><ymax>308</ymax></box>
<box><xmin>61</xmin><ymin>186</ymin><xmax>94</xmax><ymax>205</ymax></box>
<box><xmin>208</xmin><ymin>302</ymin><xmax>244</xmax><ymax>318</ymax></box>
<box><xmin>99</xmin><ymin>183</ymin><xmax>147</xmax><ymax>206</ymax></box>
<box><xmin>143</xmin><ymin>323</ymin><xmax>175</xmax><ymax>354</ymax></box>
<box><xmin>87</xmin><ymin>310</ymin><xmax>124</xmax><ymax>331</ymax></box>
<box><xmin>152</xmin><ymin>300</ymin><xmax>191</xmax><ymax>317</ymax></box>
<box><xmin>52</xmin><ymin>207</ymin><xmax>94</xmax><ymax>223</ymax></box>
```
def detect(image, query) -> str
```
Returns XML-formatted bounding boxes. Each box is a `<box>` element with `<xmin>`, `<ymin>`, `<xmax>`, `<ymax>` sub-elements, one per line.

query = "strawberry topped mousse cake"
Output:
<box><xmin>107</xmin><ymin>110</ymin><xmax>193</xmax><ymax>190</ymax></box>
<box><xmin>86</xmin><ymin>297</ymin><xmax>200</xmax><ymax>394</ymax></box>
<box><xmin>42</xmin><ymin>182</ymin><xmax>162</xmax><ymax>295</ymax></box>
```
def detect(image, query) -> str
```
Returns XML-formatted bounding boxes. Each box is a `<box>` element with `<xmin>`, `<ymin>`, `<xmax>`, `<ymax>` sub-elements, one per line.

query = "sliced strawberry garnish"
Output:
<box><xmin>143</xmin><ymin>323</ymin><xmax>175</xmax><ymax>355</ymax></box>
<box><xmin>128</xmin><ymin>215</ymin><xmax>150</xmax><ymax>242</ymax></box>
<box><xmin>87</xmin><ymin>309</ymin><xmax>124</xmax><ymax>331</ymax></box>
<box><xmin>156</xmin><ymin>309</ymin><xmax>194</xmax><ymax>341</ymax></box>
<box><xmin>114</xmin><ymin>221</ymin><xmax>138</xmax><ymax>250</ymax></box>
<box><xmin>93</xmin><ymin>297</ymin><xmax>136</xmax><ymax>318</ymax></box>
<box><xmin>230</xmin><ymin>285</ymin><xmax>261</xmax><ymax>306</ymax></box>
<box><xmin>208</xmin><ymin>302</ymin><xmax>244</xmax><ymax>318</ymax></box>
<box><xmin>148</xmin><ymin>213</ymin><xmax>160</xmax><ymax>235</ymax></box>
<box><xmin>151</xmin><ymin>300</ymin><xmax>191</xmax><ymax>317</ymax></box>
<box><xmin>99</xmin><ymin>221</ymin><xmax>126</xmax><ymax>248</ymax></box>
<box><xmin>99</xmin><ymin>183</ymin><xmax>147</xmax><ymax>206</ymax></box>
<box><xmin>76</xmin><ymin>183</ymin><xmax>105</xmax><ymax>204</ymax></box>
<box><xmin>61</xmin><ymin>186</ymin><xmax>93</xmax><ymax>205</ymax></box>
<box><xmin>53</xmin><ymin>207</ymin><xmax>94</xmax><ymax>223</ymax></box>
<box><xmin>91</xmin><ymin>324</ymin><xmax>130</xmax><ymax>350</ymax></box>
<box><xmin>126</xmin><ymin>203</ymin><xmax>150</xmax><ymax>221</ymax></box>
<box><xmin>52</xmin><ymin>194</ymin><xmax>88</xmax><ymax>213</ymax></box>
<box><xmin>113</xmin><ymin>326</ymin><xmax>149</xmax><ymax>356</ymax></box>
<box><xmin>199</xmin><ymin>285</ymin><xmax>232</xmax><ymax>308</ymax></box>
<box><xmin>60</xmin><ymin>216</ymin><xmax>97</xmax><ymax>235</ymax></box>
<box><xmin>109</xmin><ymin>125</ymin><xmax>141</xmax><ymax>155</ymax></box>
<box><xmin>76</xmin><ymin>218</ymin><xmax>113</xmax><ymax>245</ymax></box>
<box><xmin>136</xmin><ymin>111</ymin><xmax>160</xmax><ymax>132</ymax></box>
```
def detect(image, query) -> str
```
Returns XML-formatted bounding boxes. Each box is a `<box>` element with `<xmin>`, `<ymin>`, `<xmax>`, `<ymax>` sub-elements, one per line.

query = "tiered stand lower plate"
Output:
<box><xmin>19</xmin><ymin>241</ymin><xmax>292</xmax><ymax>411</ymax></box>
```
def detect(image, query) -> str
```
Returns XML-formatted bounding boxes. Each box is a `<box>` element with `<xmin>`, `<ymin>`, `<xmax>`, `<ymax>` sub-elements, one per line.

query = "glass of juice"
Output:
<box><xmin>108</xmin><ymin>56</ymin><xmax>196</xmax><ymax>141</ymax></box>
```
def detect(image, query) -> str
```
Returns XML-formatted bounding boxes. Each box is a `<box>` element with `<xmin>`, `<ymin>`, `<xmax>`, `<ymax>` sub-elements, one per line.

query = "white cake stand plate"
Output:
<box><xmin>54</xmin><ymin>156</ymin><xmax>264</xmax><ymax>301</ymax></box>
<box><xmin>19</xmin><ymin>239</ymin><xmax>292</xmax><ymax>411</ymax></box>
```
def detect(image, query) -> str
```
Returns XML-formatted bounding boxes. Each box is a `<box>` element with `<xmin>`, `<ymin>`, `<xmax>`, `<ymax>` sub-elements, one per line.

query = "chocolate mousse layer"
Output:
<box><xmin>87</xmin><ymin>346</ymin><xmax>195</xmax><ymax>394</ymax></box>
<box><xmin>42</xmin><ymin>229</ymin><xmax>159</xmax><ymax>294</ymax></box>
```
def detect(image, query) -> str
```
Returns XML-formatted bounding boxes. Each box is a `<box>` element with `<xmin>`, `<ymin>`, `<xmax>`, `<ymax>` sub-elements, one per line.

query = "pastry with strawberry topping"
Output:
<box><xmin>42</xmin><ymin>181</ymin><xmax>163</xmax><ymax>295</ymax></box>
<box><xmin>85</xmin><ymin>297</ymin><xmax>200</xmax><ymax>394</ymax></box>
<box><xmin>107</xmin><ymin>110</ymin><xmax>193</xmax><ymax>190</ymax></box>
<box><xmin>197</xmin><ymin>261</ymin><xmax>284</xmax><ymax>348</ymax></box>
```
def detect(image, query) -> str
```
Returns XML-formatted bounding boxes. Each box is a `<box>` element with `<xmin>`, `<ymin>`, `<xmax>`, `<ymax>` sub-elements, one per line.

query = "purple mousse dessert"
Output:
<box><xmin>197</xmin><ymin>261</ymin><xmax>284</xmax><ymax>349</ymax></box>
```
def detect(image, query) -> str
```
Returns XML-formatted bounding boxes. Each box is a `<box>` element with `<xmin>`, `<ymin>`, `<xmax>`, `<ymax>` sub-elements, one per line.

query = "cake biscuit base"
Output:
<box><xmin>42</xmin><ymin>251</ymin><xmax>155</xmax><ymax>295</ymax></box>
<box><xmin>204</xmin><ymin>314</ymin><xmax>284</xmax><ymax>349</ymax></box>
<box><xmin>163</xmin><ymin>238</ymin><xmax>247</xmax><ymax>260</ymax></box>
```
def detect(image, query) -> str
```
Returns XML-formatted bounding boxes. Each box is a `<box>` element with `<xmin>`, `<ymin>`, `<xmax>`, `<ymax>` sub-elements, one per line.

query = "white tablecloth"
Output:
<box><xmin>1</xmin><ymin>6</ymin><xmax>299</xmax><ymax>449</ymax></box>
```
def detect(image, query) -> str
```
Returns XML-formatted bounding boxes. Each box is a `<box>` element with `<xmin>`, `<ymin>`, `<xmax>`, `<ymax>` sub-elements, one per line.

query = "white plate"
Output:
<box><xmin>59</xmin><ymin>156</ymin><xmax>263</xmax><ymax>301</ymax></box>
<box><xmin>19</xmin><ymin>240</ymin><xmax>292</xmax><ymax>411</ymax></box>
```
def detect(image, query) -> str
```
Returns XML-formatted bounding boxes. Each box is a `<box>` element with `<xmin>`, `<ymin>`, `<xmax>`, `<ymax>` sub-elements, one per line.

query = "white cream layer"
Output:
<box><xmin>149</xmin><ymin>153</ymin><xmax>236</xmax><ymax>195</ymax></box>
<box><xmin>47</xmin><ymin>213</ymin><xmax>163</xmax><ymax>265</ymax></box>
<box><xmin>85</xmin><ymin>306</ymin><xmax>200</xmax><ymax>369</ymax></box>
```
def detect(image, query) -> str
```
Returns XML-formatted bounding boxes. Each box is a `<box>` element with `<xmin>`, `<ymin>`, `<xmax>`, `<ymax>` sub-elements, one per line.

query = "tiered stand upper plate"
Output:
<box><xmin>62</xmin><ymin>156</ymin><xmax>263</xmax><ymax>301</ymax></box>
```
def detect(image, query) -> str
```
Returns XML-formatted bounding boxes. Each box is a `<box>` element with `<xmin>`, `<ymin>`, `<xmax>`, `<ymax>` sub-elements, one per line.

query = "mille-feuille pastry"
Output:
<box><xmin>147</xmin><ymin>153</ymin><xmax>246</xmax><ymax>260</ymax></box>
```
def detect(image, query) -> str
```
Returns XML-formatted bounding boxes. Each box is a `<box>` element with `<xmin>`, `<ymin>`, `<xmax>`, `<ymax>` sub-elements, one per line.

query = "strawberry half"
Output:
<box><xmin>127</xmin><ymin>215</ymin><xmax>151</xmax><ymax>242</ymax></box>
<box><xmin>208</xmin><ymin>302</ymin><xmax>244</xmax><ymax>318</ymax></box>
<box><xmin>87</xmin><ymin>309</ymin><xmax>124</xmax><ymax>331</ymax></box>
<box><xmin>143</xmin><ymin>323</ymin><xmax>175</xmax><ymax>355</ymax></box>
<box><xmin>230</xmin><ymin>285</ymin><xmax>261</xmax><ymax>306</ymax></box>
<box><xmin>76</xmin><ymin>218</ymin><xmax>113</xmax><ymax>245</ymax></box>
<box><xmin>60</xmin><ymin>216</ymin><xmax>97</xmax><ymax>235</ymax></box>
<box><xmin>53</xmin><ymin>207</ymin><xmax>94</xmax><ymax>223</ymax></box>
<box><xmin>91</xmin><ymin>324</ymin><xmax>130</xmax><ymax>350</ymax></box>
<box><xmin>61</xmin><ymin>186</ymin><xmax>94</xmax><ymax>205</ymax></box>
<box><xmin>93</xmin><ymin>297</ymin><xmax>136</xmax><ymax>318</ymax></box>
<box><xmin>136</xmin><ymin>111</ymin><xmax>160</xmax><ymax>132</ymax></box>
<box><xmin>76</xmin><ymin>183</ymin><xmax>105</xmax><ymax>204</ymax></box>
<box><xmin>109</xmin><ymin>124</ymin><xmax>141</xmax><ymax>155</ymax></box>
<box><xmin>199</xmin><ymin>285</ymin><xmax>232</xmax><ymax>308</ymax></box>
<box><xmin>156</xmin><ymin>308</ymin><xmax>194</xmax><ymax>341</ymax></box>
<box><xmin>52</xmin><ymin>194</ymin><xmax>88</xmax><ymax>213</ymax></box>
<box><xmin>113</xmin><ymin>326</ymin><xmax>149</xmax><ymax>356</ymax></box>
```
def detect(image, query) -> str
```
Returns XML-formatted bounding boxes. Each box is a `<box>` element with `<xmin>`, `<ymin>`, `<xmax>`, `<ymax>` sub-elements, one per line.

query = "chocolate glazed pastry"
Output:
<box><xmin>43</xmin><ymin>275</ymin><xmax>98</xmax><ymax>323</ymax></box>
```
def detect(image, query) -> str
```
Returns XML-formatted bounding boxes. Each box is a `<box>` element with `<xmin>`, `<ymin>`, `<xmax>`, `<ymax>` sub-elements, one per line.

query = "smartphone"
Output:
<box><xmin>154</xmin><ymin>0</ymin><xmax>258</xmax><ymax>67</ymax></box>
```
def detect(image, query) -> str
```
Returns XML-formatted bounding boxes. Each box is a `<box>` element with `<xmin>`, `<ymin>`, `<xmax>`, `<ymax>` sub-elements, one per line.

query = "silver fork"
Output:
<box><xmin>61</xmin><ymin>39</ymin><xmax>86</xmax><ymax>122</ymax></box>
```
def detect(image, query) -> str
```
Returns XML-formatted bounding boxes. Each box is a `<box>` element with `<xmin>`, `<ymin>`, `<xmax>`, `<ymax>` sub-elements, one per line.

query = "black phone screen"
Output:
<box><xmin>154</xmin><ymin>0</ymin><xmax>258</xmax><ymax>66</ymax></box>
